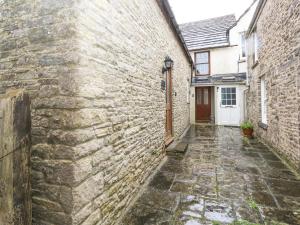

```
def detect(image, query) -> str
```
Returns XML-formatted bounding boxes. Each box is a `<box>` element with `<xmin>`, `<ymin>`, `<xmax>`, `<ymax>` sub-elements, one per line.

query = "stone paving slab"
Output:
<box><xmin>166</xmin><ymin>143</ymin><xmax>188</xmax><ymax>155</ymax></box>
<box><xmin>121</xmin><ymin>125</ymin><xmax>300</xmax><ymax>225</ymax></box>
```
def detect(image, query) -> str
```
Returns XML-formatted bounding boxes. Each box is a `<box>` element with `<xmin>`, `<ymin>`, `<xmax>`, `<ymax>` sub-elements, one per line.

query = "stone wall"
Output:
<box><xmin>0</xmin><ymin>90</ymin><xmax>31</xmax><ymax>225</ymax></box>
<box><xmin>247</xmin><ymin>0</ymin><xmax>300</xmax><ymax>170</ymax></box>
<box><xmin>72</xmin><ymin>1</ymin><xmax>191</xmax><ymax>224</ymax></box>
<box><xmin>0</xmin><ymin>0</ymin><xmax>191</xmax><ymax>224</ymax></box>
<box><xmin>1</xmin><ymin>1</ymin><xmax>79</xmax><ymax>224</ymax></box>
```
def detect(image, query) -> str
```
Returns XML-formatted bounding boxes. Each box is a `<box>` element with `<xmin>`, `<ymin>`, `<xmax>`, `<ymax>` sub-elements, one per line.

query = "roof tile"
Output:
<box><xmin>180</xmin><ymin>14</ymin><xmax>236</xmax><ymax>50</ymax></box>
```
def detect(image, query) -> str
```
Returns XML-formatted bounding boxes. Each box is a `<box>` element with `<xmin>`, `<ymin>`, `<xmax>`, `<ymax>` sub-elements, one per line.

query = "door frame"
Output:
<box><xmin>165</xmin><ymin>68</ymin><xmax>173</xmax><ymax>145</ymax></box>
<box><xmin>195</xmin><ymin>86</ymin><xmax>212</xmax><ymax>122</ymax></box>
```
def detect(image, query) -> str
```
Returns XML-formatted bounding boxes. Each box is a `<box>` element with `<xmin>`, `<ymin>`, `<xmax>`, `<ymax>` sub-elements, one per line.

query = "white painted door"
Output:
<box><xmin>216</xmin><ymin>86</ymin><xmax>241</xmax><ymax>126</ymax></box>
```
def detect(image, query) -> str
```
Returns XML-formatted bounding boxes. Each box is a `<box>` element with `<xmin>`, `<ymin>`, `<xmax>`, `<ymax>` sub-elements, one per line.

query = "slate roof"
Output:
<box><xmin>180</xmin><ymin>15</ymin><xmax>237</xmax><ymax>50</ymax></box>
<box><xmin>192</xmin><ymin>73</ymin><xmax>247</xmax><ymax>85</ymax></box>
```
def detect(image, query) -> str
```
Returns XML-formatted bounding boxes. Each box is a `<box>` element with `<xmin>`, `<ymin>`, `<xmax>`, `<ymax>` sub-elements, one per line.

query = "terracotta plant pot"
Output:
<box><xmin>242</xmin><ymin>128</ymin><xmax>254</xmax><ymax>138</ymax></box>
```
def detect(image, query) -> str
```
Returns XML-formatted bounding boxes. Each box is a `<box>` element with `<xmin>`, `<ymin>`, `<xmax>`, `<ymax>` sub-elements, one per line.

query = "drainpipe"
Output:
<box><xmin>238</xmin><ymin>57</ymin><xmax>240</xmax><ymax>73</ymax></box>
<box><xmin>190</xmin><ymin>63</ymin><xmax>193</xmax><ymax>86</ymax></box>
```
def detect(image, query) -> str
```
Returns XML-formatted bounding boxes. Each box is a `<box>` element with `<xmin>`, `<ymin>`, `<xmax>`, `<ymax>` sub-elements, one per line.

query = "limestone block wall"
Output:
<box><xmin>0</xmin><ymin>1</ymin><xmax>80</xmax><ymax>224</ymax></box>
<box><xmin>73</xmin><ymin>1</ymin><xmax>191</xmax><ymax>224</ymax></box>
<box><xmin>0</xmin><ymin>0</ymin><xmax>191</xmax><ymax>224</ymax></box>
<box><xmin>247</xmin><ymin>0</ymin><xmax>300</xmax><ymax>170</ymax></box>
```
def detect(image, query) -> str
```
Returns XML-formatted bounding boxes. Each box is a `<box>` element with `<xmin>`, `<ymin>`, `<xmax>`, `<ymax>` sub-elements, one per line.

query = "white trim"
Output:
<box><xmin>260</xmin><ymin>77</ymin><xmax>267</xmax><ymax>124</ymax></box>
<box><xmin>254</xmin><ymin>32</ymin><xmax>259</xmax><ymax>62</ymax></box>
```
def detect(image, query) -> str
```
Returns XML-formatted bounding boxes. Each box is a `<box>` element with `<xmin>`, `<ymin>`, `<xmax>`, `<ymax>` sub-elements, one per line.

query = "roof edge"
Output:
<box><xmin>247</xmin><ymin>0</ymin><xmax>267</xmax><ymax>35</ymax></box>
<box><xmin>180</xmin><ymin>14</ymin><xmax>236</xmax><ymax>27</ymax></box>
<box><xmin>227</xmin><ymin>0</ymin><xmax>259</xmax><ymax>33</ymax></box>
<box><xmin>156</xmin><ymin>0</ymin><xmax>194</xmax><ymax>65</ymax></box>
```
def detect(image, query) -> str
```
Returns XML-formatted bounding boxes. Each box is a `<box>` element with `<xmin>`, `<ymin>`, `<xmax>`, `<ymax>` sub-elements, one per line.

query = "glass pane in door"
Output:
<box><xmin>196</xmin><ymin>89</ymin><xmax>202</xmax><ymax>104</ymax></box>
<box><xmin>204</xmin><ymin>88</ymin><xmax>209</xmax><ymax>105</ymax></box>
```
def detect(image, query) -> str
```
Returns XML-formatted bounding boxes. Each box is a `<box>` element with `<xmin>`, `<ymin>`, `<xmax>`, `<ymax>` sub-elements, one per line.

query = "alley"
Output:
<box><xmin>121</xmin><ymin>125</ymin><xmax>300</xmax><ymax>225</ymax></box>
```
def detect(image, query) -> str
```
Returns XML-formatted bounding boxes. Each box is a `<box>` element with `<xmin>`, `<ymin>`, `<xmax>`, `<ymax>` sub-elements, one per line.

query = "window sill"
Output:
<box><xmin>258</xmin><ymin>122</ymin><xmax>268</xmax><ymax>130</ymax></box>
<box><xmin>251</xmin><ymin>61</ymin><xmax>259</xmax><ymax>69</ymax></box>
<box><xmin>221</xmin><ymin>106</ymin><xmax>237</xmax><ymax>108</ymax></box>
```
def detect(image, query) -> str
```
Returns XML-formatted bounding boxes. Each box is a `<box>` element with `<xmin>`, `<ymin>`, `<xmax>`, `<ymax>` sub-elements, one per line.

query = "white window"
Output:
<box><xmin>261</xmin><ymin>77</ymin><xmax>267</xmax><ymax>124</ymax></box>
<box><xmin>254</xmin><ymin>32</ymin><xmax>258</xmax><ymax>62</ymax></box>
<box><xmin>240</xmin><ymin>32</ymin><xmax>246</xmax><ymax>58</ymax></box>
<box><xmin>221</xmin><ymin>87</ymin><xmax>237</xmax><ymax>106</ymax></box>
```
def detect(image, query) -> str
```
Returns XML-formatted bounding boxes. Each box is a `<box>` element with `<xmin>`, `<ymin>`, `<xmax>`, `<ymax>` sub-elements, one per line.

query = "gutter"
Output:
<box><xmin>189</xmin><ymin>44</ymin><xmax>233</xmax><ymax>52</ymax></box>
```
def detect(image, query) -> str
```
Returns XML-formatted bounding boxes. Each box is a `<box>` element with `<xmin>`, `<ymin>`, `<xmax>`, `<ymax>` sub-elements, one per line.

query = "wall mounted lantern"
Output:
<box><xmin>162</xmin><ymin>56</ymin><xmax>174</xmax><ymax>73</ymax></box>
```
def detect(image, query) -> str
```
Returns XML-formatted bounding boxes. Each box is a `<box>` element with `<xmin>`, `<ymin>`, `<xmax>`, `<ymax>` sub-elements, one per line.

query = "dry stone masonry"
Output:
<box><xmin>0</xmin><ymin>0</ymin><xmax>191</xmax><ymax>224</ymax></box>
<box><xmin>247</xmin><ymin>0</ymin><xmax>300</xmax><ymax>171</ymax></box>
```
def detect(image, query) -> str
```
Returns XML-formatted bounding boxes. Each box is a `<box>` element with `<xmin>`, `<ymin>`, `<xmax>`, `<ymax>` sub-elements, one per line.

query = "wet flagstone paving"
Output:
<box><xmin>121</xmin><ymin>125</ymin><xmax>300</xmax><ymax>225</ymax></box>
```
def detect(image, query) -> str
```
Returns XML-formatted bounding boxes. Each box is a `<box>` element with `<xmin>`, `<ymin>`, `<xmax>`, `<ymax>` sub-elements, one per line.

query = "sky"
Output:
<box><xmin>169</xmin><ymin>0</ymin><xmax>255</xmax><ymax>24</ymax></box>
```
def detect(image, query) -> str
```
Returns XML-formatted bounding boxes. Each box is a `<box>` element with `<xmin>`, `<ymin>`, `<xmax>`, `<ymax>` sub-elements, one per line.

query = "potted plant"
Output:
<box><xmin>241</xmin><ymin>121</ymin><xmax>254</xmax><ymax>138</ymax></box>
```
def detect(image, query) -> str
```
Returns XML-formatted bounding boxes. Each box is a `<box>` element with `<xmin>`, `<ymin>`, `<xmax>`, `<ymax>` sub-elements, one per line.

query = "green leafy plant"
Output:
<box><xmin>241</xmin><ymin>121</ymin><xmax>254</xmax><ymax>130</ymax></box>
<box><xmin>246</xmin><ymin>196</ymin><xmax>259</xmax><ymax>210</ymax></box>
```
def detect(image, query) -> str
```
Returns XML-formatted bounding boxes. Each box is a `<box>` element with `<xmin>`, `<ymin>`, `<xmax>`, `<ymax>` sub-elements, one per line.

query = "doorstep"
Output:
<box><xmin>166</xmin><ymin>141</ymin><xmax>188</xmax><ymax>155</ymax></box>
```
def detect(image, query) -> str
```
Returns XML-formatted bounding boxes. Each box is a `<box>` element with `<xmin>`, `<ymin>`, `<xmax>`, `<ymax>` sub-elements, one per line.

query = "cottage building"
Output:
<box><xmin>246</xmin><ymin>0</ymin><xmax>300</xmax><ymax>170</ymax></box>
<box><xmin>180</xmin><ymin>5</ymin><xmax>257</xmax><ymax>126</ymax></box>
<box><xmin>0</xmin><ymin>0</ymin><xmax>192</xmax><ymax>224</ymax></box>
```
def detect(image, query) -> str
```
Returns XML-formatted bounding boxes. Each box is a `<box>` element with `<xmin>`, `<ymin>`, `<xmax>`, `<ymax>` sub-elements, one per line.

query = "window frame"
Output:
<box><xmin>220</xmin><ymin>87</ymin><xmax>237</xmax><ymax>107</ymax></box>
<box><xmin>194</xmin><ymin>51</ymin><xmax>210</xmax><ymax>76</ymax></box>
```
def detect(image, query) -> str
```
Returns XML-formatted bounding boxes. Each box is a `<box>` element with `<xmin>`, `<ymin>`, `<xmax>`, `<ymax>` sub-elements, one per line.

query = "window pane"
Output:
<box><xmin>222</xmin><ymin>100</ymin><xmax>226</xmax><ymax>105</ymax></box>
<box><xmin>232</xmin><ymin>93</ymin><xmax>236</xmax><ymax>100</ymax></box>
<box><xmin>227</xmin><ymin>93</ymin><xmax>231</xmax><ymax>99</ymax></box>
<box><xmin>221</xmin><ymin>88</ymin><xmax>226</xmax><ymax>93</ymax></box>
<box><xmin>232</xmin><ymin>100</ymin><xmax>236</xmax><ymax>105</ymax></box>
<box><xmin>196</xmin><ymin>64</ymin><xmax>209</xmax><ymax>75</ymax></box>
<box><xmin>241</xmin><ymin>33</ymin><xmax>246</xmax><ymax>57</ymax></box>
<box><xmin>227</xmin><ymin>99</ymin><xmax>232</xmax><ymax>105</ymax></box>
<box><xmin>261</xmin><ymin>77</ymin><xmax>267</xmax><ymax>124</ymax></box>
<box><xmin>231</xmin><ymin>88</ymin><xmax>236</xmax><ymax>94</ymax></box>
<box><xmin>196</xmin><ymin>89</ymin><xmax>202</xmax><ymax>105</ymax></box>
<box><xmin>196</xmin><ymin>52</ymin><xmax>209</xmax><ymax>63</ymax></box>
<box><xmin>204</xmin><ymin>89</ymin><xmax>209</xmax><ymax>105</ymax></box>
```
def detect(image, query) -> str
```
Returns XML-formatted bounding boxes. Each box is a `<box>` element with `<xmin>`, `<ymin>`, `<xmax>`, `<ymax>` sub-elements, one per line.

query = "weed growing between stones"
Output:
<box><xmin>246</xmin><ymin>196</ymin><xmax>258</xmax><ymax>211</ymax></box>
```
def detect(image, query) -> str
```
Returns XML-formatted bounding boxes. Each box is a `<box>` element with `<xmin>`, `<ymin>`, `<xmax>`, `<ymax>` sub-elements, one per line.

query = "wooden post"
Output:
<box><xmin>0</xmin><ymin>90</ymin><xmax>31</xmax><ymax>225</ymax></box>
